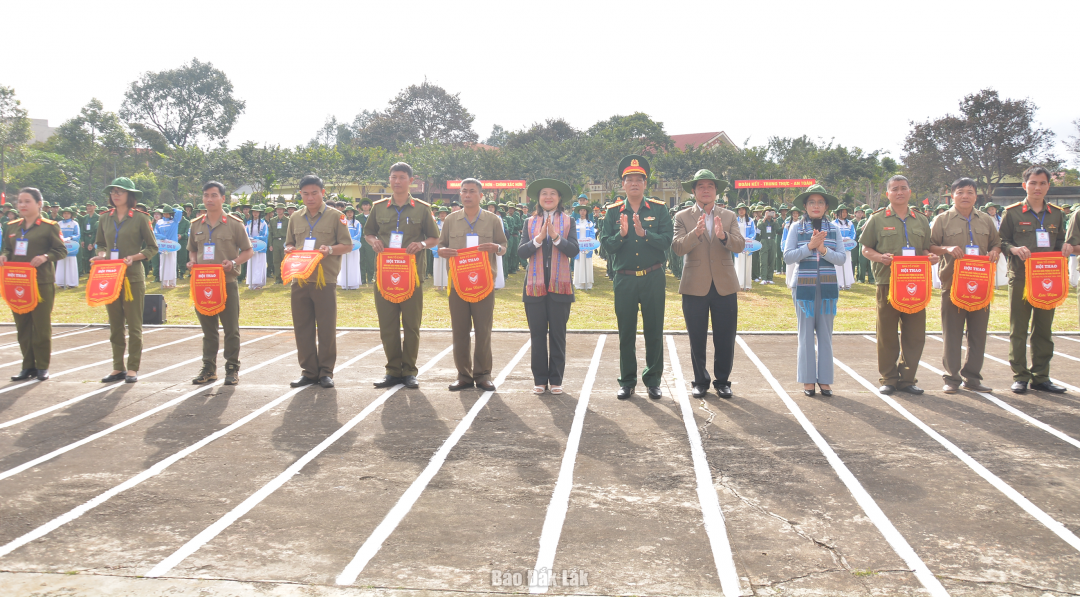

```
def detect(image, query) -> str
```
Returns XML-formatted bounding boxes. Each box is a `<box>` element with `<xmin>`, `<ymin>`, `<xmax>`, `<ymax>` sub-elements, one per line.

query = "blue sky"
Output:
<box><xmin>9</xmin><ymin>0</ymin><xmax>1078</xmax><ymax>162</ymax></box>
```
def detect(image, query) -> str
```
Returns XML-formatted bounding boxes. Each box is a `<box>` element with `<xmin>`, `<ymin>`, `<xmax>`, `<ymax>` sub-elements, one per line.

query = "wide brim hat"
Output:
<box><xmin>681</xmin><ymin>169</ymin><xmax>730</xmax><ymax>195</ymax></box>
<box><xmin>344</xmin><ymin>205</ymin><xmax>356</xmax><ymax>214</ymax></box>
<box><xmin>61</xmin><ymin>206</ymin><xmax>75</xmax><ymax>216</ymax></box>
<box><xmin>618</xmin><ymin>155</ymin><xmax>650</xmax><ymax>180</ymax></box>
<box><xmin>793</xmin><ymin>184</ymin><xmax>839</xmax><ymax>211</ymax></box>
<box><xmin>104</xmin><ymin>177</ymin><xmax>143</xmax><ymax>197</ymax></box>
<box><xmin>526</xmin><ymin>178</ymin><xmax>573</xmax><ymax>202</ymax></box>
<box><xmin>196</xmin><ymin>204</ymin><xmax>207</xmax><ymax>210</ymax></box>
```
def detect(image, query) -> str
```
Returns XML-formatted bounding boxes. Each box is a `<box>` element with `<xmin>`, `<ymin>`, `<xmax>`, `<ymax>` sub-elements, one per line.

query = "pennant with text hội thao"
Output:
<box><xmin>189</xmin><ymin>264</ymin><xmax>227</xmax><ymax>317</ymax></box>
<box><xmin>949</xmin><ymin>255</ymin><xmax>995</xmax><ymax>312</ymax></box>
<box><xmin>0</xmin><ymin>263</ymin><xmax>40</xmax><ymax>314</ymax></box>
<box><xmin>888</xmin><ymin>255</ymin><xmax>932</xmax><ymax>314</ymax></box>
<box><xmin>447</xmin><ymin>247</ymin><xmax>494</xmax><ymax>303</ymax></box>
<box><xmin>86</xmin><ymin>259</ymin><xmax>130</xmax><ymax>307</ymax></box>
<box><xmin>376</xmin><ymin>248</ymin><xmax>418</xmax><ymax>303</ymax></box>
<box><xmin>1024</xmin><ymin>252</ymin><xmax>1068</xmax><ymax>310</ymax></box>
<box><xmin>280</xmin><ymin>250</ymin><xmax>325</xmax><ymax>287</ymax></box>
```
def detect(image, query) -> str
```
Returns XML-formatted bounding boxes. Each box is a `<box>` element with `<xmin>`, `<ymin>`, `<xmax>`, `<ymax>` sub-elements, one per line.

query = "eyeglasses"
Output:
<box><xmin>805</xmin><ymin>200</ymin><xmax>827</xmax><ymax>207</ymax></box>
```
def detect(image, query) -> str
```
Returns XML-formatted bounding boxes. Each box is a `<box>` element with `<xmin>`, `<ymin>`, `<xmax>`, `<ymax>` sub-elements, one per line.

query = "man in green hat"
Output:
<box><xmin>78</xmin><ymin>200</ymin><xmax>100</xmax><ymax>277</ymax></box>
<box><xmin>269</xmin><ymin>202</ymin><xmax>289</xmax><ymax>283</ymax></box>
<box><xmin>176</xmin><ymin>203</ymin><xmax>190</xmax><ymax>280</ymax></box>
<box><xmin>600</xmin><ymin>155</ymin><xmax>673</xmax><ymax>400</ymax></box>
<box><xmin>357</xmin><ymin>198</ymin><xmax>375</xmax><ymax>285</ymax></box>
<box><xmin>757</xmin><ymin>206</ymin><xmax>780</xmax><ymax>284</ymax></box>
<box><xmin>855</xmin><ymin>204</ymin><xmax>875</xmax><ymax>283</ymax></box>
<box><xmin>672</xmin><ymin>169</ymin><xmax>743</xmax><ymax>399</ymax></box>
<box><xmin>859</xmin><ymin>175</ymin><xmax>937</xmax><ymax>395</ymax></box>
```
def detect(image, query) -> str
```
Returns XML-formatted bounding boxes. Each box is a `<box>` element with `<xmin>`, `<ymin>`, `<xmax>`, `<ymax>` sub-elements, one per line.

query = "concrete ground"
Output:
<box><xmin>0</xmin><ymin>324</ymin><xmax>1078</xmax><ymax>596</ymax></box>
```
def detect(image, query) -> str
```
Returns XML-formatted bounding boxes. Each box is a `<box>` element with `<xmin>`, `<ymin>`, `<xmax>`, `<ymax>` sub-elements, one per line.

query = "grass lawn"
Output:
<box><xmin>8</xmin><ymin>258</ymin><xmax>1078</xmax><ymax>333</ymax></box>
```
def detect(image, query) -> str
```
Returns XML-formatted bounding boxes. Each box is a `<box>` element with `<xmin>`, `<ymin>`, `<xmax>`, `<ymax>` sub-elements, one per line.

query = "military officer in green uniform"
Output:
<box><xmin>357</xmin><ymin>198</ymin><xmax>375</xmax><ymax>285</ymax></box>
<box><xmin>600</xmin><ymin>155</ymin><xmax>674</xmax><ymax>399</ymax></box>
<box><xmin>268</xmin><ymin>202</ymin><xmax>289</xmax><ymax>283</ymax></box>
<box><xmin>176</xmin><ymin>203</ymin><xmax>190</xmax><ymax>280</ymax></box>
<box><xmin>757</xmin><ymin>206</ymin><xmax>780</xmax><ymax>284</ymax></box>
<box><xmin>78</xmin><ymin>200</ymin><xmax>100</xmax><ymax>278</ymax></box>
<box><xmin>187</xmin><ymin>182</ymin><xmax>254</xmax><ymax>385</ymax></box>
<box><xmin>364</xmin><ymin>162</ymin><xmax>440</xmax><ymax>389</ymax></box>
<box><xmin>94</xmin><ymin>178</ymin><xmax>159</xmax><ymax>383</ymax></box>
<box><xmin>859</xmin><ymin>175</ymin><xmax>937</xmax><ymax>395</ymax></box>
<box><xmin>1</xmin><ymin>187</ymin><xmax>68</xmax><ymax>381</ymax></box>
<box><xmin>998</xmin><ymin>166</ymin><xmax>1074</xmax><ymax>394</ymax></box>
<box><xmin>855</xmin><ymin>204</ymin><xmax>875</xmax><ymax>283</ymax></box>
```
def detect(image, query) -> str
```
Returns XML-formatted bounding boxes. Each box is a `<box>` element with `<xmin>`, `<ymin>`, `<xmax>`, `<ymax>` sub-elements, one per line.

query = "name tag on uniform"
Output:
<box><xmin>902</xmin><ymin>246</ymin><xmax>916</xmax><ymax>257</ymax></box>
<box><xmin>86</xmin><ymin>223</ymin><xmax>91</xmax><ymax>231</ymax></box>
<box><xmin>1036</xmin><ymin>229</ymin><xmax>1050</xmax><ymax>248</ymax></box>
<box><xmin>14</xmin><ymin>239</ymin><xmax>28</xmax><ymax>256</ymax></box>
<box><xmin>110</xmin><ymin>249</ymin><xmax>120</xmax><ymax>260</ymax></box>
<box><xmin>766</xmin><ymin>226</ymin><xmax>772</xmax><ymax>234</ymax></box>
<box><xmin>203</xmin><ymin>243</ymin><xmax>215</xmax><ymax>261</ymax></box>
<box><xmin>466</xmin><ymin>233</ymin><xmax>479</xmax><ymax>248</ymax></box>
<box><xmin>276</xmin><ymin>222</ymin><xmax>282</xmax><ymax>229</ymax></box>
<box><xmin>303</xmin><ymin>237</ymin><xmax>316</xmax><ymax>251</ymax></box>
<box><xmin>965</xmin><ymin>245</ymin><xmax>980</xmax><ymax>256</ymax></box>
<box><xmin>389</xmin><ymin>231</ymin><xmax>403</xmax><ymax>249</ymax></box>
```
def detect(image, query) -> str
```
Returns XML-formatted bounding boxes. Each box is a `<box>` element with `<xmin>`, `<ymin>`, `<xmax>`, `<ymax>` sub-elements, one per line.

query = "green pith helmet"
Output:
<box><xmin>196</xmin><ymin>204</ymin><xmax>206</xmax><ymax>211</ymax></box>
<box><xmin>438</xmin><ymin>206</ymin><xmax>450</xmax><ymax>213</ymax></box>
<box><xmin>682</xmin><ymin>200</ymin><xmax>694</xmax><ymax>208</ymax></box>
<box><xmin>794</xmin><ymin>183</ymin><xmax>839</xmax><ymax>211</ymax></box>
<box><xmin>681</xmin><ymin>169</ymin><xmax>730</xmax><ymax>194</ymax></box>
<box><xmin>104</xmin><ymin>177</ymin><xmax>143</xmax><ymax>197</ymax></box>
<box><xmin>618</xmin><ymin>154</ymin><xmax>650</xmax><ymax>180</ymax></box>
<box><xmin>526</xmin><ymin>178</ymin><xmax>573</xmax><ymax>203</ymax></box>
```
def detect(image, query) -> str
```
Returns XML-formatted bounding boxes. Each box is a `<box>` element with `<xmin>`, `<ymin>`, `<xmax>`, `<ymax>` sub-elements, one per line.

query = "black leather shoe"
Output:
<box><xmin>647</xmin><ymin>386</ymin><xmax>662</xmax><ymax>399</ymax></box>
<box><xmin>102</xmin><ymin>372</ymin><xmax>125</xmax><ymax>383</ymax></box>
<box><xmin>878</xmin><ymin>385</ymin><xmax>896</xmax><ymax>395</ymax></box>
<box><xmin>820</xmin><ymin>389</ymin><xmax>832</xmax><ymax>397</ymax></box>
<box><xmin>125</xmin><ymin>374</ymin><xmax>138</xmax><ymax>383</ymax></box>
<box><xmin>290</xmin><ymin>376</ymin><xmax>317</xmax><ymax>388</ymax></box>
<box><xmin>899</xmin><ymin>385</ymin><xmax>924</xmax><ymax>395</ymax></box>
<box><xmin>477</xmin><ymin>380</ymin><xmax>496</xmax><ymax>392</ymax></box>
<box><xmin>403</xmin><ymin>376</ymin><xmax>419</xmax><ymax>388</ymax></box>
<box><xmin>1011</xmin><ymin>380</ymin><xmax>1028</xmax><ymax>394</ymax></box>
<box><xmin>318</xmin><ymin>376</ymin><xmax>334</xmax><ymax>388</ymax></box>
<box><xmin>616</xmin><ymin>386</ymin><xmax>634</xmax><ymax>400</ymax></box>
<box><xmin>11</xmin><ymin>369</ymin><xmax>36</xmax><ymax>381</ymax></box>
<box><xmin>715</xmin><ymin>383</ymin><xmax>733</xmax><ymax>399</ymax></box>
<box><xmin>373</xmin><ymin>375</ymin><xmax>402</xmax><ymax>388</ymax></box>
<box><xmin>35</xmin><ymin>369</ymin><xmax>49</xmax><ymax>381</ymax></box>
<box><xmin>1031</xmin><ymin>381</ymin><xmax>1066</xmax><ymax>394</ymax></box>
<box><xmin>448</xmin><ymin>380</ymin><xmax>474</xmax><ymax>391</ymax></box>
<box><xmin>803</xmin><ymin>389</ymin><xmax>816</xmax><ymax>397</ymax></box>
<box><xmin>691</xmin><ymin>385</ymin><xmax>708</xmax><ymax>398</ymax></box>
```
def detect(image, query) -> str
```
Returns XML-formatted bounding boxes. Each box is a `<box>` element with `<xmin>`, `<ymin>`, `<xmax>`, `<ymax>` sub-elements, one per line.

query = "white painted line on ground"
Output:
<box><xmin>335</xmin><ymin>340</ymin><xmax>531</xmax><ymax>585</ymax></box>
<box><xmin>0</xmin><ymin>327</ymin><xmax>99</xmax><ymax>350</ymax></box>
<box><xmin>0</xmin><ymin>332</ymin><xmax>355</xmax><ymax>560</ymax></box>
<box><xmin>0</xmin><ymin>330</ymin><xmax>18</xmax><ymax>337</ymax></box>
<box><xmin>667</xmin><ymin>336</ymin><xmax>744</xmax><ymax>597</ymax></box>
<box><xmin>1060</xmin><ymin>336</ymin><xmax>1080</xmax><ymax>345</ymax></box>
<box><xmin>0</xmin><ymin>333</ymin><xmax>228</xmax><ymax>429</ymax></box>
<box><xmin>835</xmin><ymin>357</ymin><xmax>1080</xmax><ymax>554</ymax></box>
<box><xmin>738</xmin><ymin>336</ymin><xmax>948</xmax><ymax>596</ymax></box>
<box><xmin>530</xmin><ymin>335</ymin><xmax>606</xmax><ymax>595</ymax></box>
<box><xmin>0</xmin><ymin>332</ymin><xmax>288</xmax><ymax>482</ymax></box>
<box><xmin>0</xmin><ymin>329</ymin><xmax>192</xmax><ymax>398</ymax></box>
<box><xmin>987</xmin><ymin>334</ymin><xmax>1080</xmax><ymax>363</ymax></box>
<box><xmin>145</xmin><ymin>341</ymin><xmax>453</xmax><ymax>578</ymax></box>
<box><xmin>914</xmin><ymin>334</ymin><xmax>1080</xmax><ymax>395</ymax></box>
<box><xmin>0</xmin><ymin>329</ymin><xmax>163</xmax><ymax>368</ymax></box>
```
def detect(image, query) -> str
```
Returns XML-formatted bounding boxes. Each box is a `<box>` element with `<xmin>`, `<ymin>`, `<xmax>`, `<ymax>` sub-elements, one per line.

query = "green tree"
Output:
<box><xmin>504</xmin><ymin>118</ymin><xmax>579</xmax><ymax>149</ymax></box>
<box><xmin>120</xmin><ymin>58</ymin><xmax>246</xmax><ymax>148</ymax></box>
<box><xmin>0</xmin><ymin>85</ymin><xmax>33</xmax><ymax>200</ymax></box>
<box><xmin>46</xmin><ymin>99</ymin><xmax>133</xmax><ymax>201</ymax></box>
<box><xmin>387</xmin><ymin>80</ymin><xmax>478</xmax><ymax>145</ymax></box>
<box><xmin>1067</xmin><ymin>118</ymin><xmax>1080</xmax><ymax>167</ymax></box>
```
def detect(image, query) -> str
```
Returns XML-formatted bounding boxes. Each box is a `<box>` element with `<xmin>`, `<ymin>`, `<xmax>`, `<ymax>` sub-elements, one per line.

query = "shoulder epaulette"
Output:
<box><xmin>872</xmin><ymin>207</ymin><xmax>886</xmax><ymax>213</ymax></box>
<box><xmin>228</xmin><ymin>213</ymin><xmax>245</xmax><ymax>223</ymax></box>
<box><xmin>134</xmin><ymin>208</ymin><xmax>151</xmax><ymax>217</ymax></box>
<box><xmin>10</xmin><ymin>218</ymin><xmax>23</xmax><ymax>225</ymax></box>
<box><xmin>194</xmin><ymin>214</ymin><xmax>206</xmax><ymax>222</ymax></box>
<box><xmin>40</xmin><ymin>217</ymin><xmax>57</xmax><ymax>225</ymax></box>
<box><xmin>1005</xmin><ymin>201</ymin><xmax>1024</xmax><ymax>210</ymax></box>
<box><xmin>647</xmin><ymin>198</ymin><xmax>666</xmax><ymax>206</ymax></box>
<box><xmin>605</xmin><ymin>200</ymin><xmax>624</xmax><ymax>209</ymax></box>
<box><xmin>1048</xmin><ymin>203</ymin><xmax>1062</xmax><ymax>211</ymax></box>
<box><xmin>414</xmin><ymin>198</ymin><xmax>430</xmax><ymax>207</ymax></box>
<box><xmin>372</xmin><ymin>198</ymin><xmax>389</xmax><ymax>206</ymax></box>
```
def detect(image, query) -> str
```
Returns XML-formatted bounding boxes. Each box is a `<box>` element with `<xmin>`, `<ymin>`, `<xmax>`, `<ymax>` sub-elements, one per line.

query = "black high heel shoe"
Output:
<box><xmin>819</xmin><ymin>385</ymin><xmax>832</xmax><ymax>397</ymax></box>
<box><xmin>802</xmin><ymin>387</ymin><xmax>815</xmax><ymax>397</ymax></box>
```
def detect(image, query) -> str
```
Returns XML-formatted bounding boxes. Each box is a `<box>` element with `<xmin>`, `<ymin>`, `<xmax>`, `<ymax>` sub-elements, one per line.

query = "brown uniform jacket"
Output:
<box><xmin>438</xmin><ymin>208</ymin><xmax>507</xmax><ymax>277</ymax></box>
<box><xmin>671</xmin><ymin>203</ymin><xmax>745</xmax><ymax>297</ymax></box>
<box><xmin>929</xmin><ymin>207</ymin><xmax>1001</xmax><ymax>288</ymax></box>
<box><xmin>284</xmin><ymin>203</ymin><xmax>352</xmax><ymax>280</ymax></box>
<box><xmin>186</xmin><ymin>212</ymin><xmax>253</xmax><ymax>283</ymax></box>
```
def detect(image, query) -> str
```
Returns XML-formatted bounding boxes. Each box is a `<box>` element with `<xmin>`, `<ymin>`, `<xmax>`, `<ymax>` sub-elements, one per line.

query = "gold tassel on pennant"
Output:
<box><xmin>123</xmin><ymin>277</ymin><xmax>133</xmax><ymax>302</ymax></box>
<box><xmin>316</xmin><ymin>264</ymin><xmax>326</xmax><ymax>289</ymax></box>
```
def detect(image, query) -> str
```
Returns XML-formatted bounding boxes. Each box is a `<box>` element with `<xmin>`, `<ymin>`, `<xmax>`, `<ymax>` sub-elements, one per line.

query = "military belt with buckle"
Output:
<box><xmin>617</xmin><ymin>263</ymin><xmax>662</xmax><ymax>277</ymax></box>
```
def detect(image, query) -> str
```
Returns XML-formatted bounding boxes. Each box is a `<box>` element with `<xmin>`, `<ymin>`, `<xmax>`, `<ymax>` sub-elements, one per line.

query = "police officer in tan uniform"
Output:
<box><xmin>187</xmin><ymin>181</ymin><xmax>254</xmax><ymax>386</ymax></box>
<box><xmin>284</xmin><ymin>174</ymin><xmax>353</xmax><ymax>388</ymax></box>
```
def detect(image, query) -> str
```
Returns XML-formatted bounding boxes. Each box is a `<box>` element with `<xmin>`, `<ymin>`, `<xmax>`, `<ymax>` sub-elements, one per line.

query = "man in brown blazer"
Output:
<box><xmin>671</xmin><ymin>170</ymin><xmax>745</xmax><ymax>398</ymax></box>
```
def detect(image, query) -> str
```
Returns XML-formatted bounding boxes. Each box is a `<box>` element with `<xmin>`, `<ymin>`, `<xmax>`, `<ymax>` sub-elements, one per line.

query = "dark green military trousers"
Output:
<box><xmin>875</xmin><ymin>284</ymin><xmax>925</xmax><ymax>389</ymax></box>
<box><xmin>106</xmin><ymin>276</ymin><xmax>145</xmax><ymax>371</ymax></box>
<box><xmin>613</xmin><ymin>267</ymin><xmax>665</xmax><ymax>388</ymax></box>
<box><xmin>13</xmin><ymin>283</ymin><xmax>55</xmax><ymax>370</ymax></box>
<box><xmin>375</xmin><ymin>284</ymin><xmax>424</xmax><ymax>377</ymax></box>
<box><xmin>1008</xmin><ymin>278</ymin><xmax>1056</xmax><ymax>384</ymax></box>
<box><xmin>196</xmin><ymin>281</ymin><xmax>241</xmax><ymax>371</ymax></box>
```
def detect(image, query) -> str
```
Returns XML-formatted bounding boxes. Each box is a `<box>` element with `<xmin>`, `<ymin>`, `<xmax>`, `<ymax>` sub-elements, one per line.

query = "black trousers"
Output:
<box><xmin>682</xmin><ymin>284</ymin><xmax>737</xmax><ymax>388</ymax></box>
<box><xmin>524</xmin><ymin>297</ymin><xmax>572</xmax><ymax>386</ymax></box>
